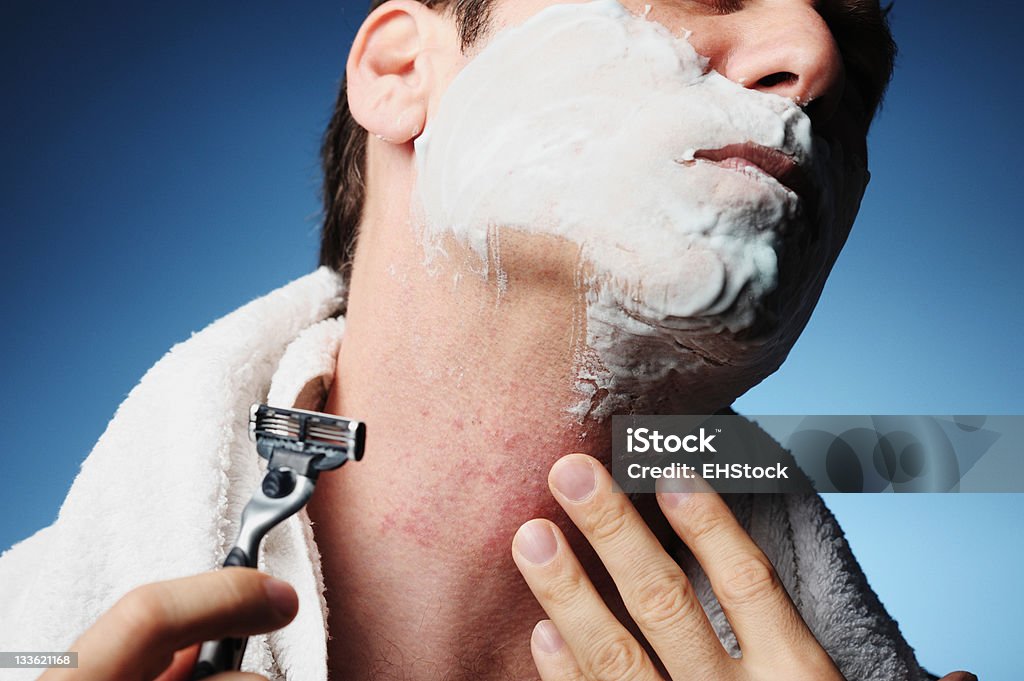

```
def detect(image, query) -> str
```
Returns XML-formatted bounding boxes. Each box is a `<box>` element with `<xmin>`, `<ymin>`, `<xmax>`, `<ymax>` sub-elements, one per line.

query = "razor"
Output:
<box><xmin>191</xmin><ymin>404</ymin><xmax>366</xmax><ymax>680</ymax></box>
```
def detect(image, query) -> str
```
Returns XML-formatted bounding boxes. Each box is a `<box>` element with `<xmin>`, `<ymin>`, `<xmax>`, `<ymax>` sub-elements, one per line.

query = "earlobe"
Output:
<box><xmin>347</xmin><ymin>0</ymin><xmax>437</xmax><ymax>144</ymax></box>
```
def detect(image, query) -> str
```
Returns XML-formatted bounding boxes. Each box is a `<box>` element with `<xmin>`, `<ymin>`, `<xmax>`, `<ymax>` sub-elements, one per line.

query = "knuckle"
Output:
<box><xmin>631</xmin><ymin>572</ymin><xmax>697</xmax><ymax>633</ymax></box>
<box><xmin>718</xmin><ymin>553</ymin><xmax>779</xmax><ymax>608</ymax></box>
<box><xmin>582</xmin><ymin>498</ymin><xmax>632</xmax><ymax>545</ymax></box>
<box><xmin>219</xmin><ymin>568</ymin><xmax>258</xmax><ymax>607</ymax></box>
<box><xmin>684</xmin><ymin>498</ymin><xmax>730</xmax><ymax>547</ymax></box>
<box><xmin>536</xmin><ymin>568</ymin><xmax>588</xmax><ymax>609</ymax></box>
<box><xmin>585</xmin><ymin>633</ymin><xmax>646</xmax><ymax>681</ymax></box>
<box><xmin>114</xmin><ymin>583</ymin><xmax>171</xmax><ymax>638</ymax></box>
<box><xmin>778</xmin><ymin>649</ymin><xmax>844</xmax><ymax>680</ymax></box>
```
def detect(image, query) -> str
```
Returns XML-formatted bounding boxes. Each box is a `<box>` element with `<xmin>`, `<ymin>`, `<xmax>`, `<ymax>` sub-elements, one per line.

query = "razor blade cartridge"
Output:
<box><xmin>249</xmin><ymin>404</ymin><xmax>366</xmax><ymax>473</ymax></box>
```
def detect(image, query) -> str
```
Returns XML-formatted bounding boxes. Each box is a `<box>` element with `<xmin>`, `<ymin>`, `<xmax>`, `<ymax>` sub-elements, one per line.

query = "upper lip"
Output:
<box><xmin>692</xmin><ymin>142</ymin><xmax>815</xmax><ymax>206</ymax></box>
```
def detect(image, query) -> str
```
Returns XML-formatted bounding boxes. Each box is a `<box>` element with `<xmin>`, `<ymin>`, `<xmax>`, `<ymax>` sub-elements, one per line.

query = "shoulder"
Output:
<box><xmin>0</xmin><ymin>524</ymin><xmax>61</xmax><ymax>642</ymax></box>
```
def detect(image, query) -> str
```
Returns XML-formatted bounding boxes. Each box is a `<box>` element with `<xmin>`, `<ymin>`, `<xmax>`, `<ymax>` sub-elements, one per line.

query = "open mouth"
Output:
<box><xmin>691</xmin><ymin>142</ymin><xmax>815</xmax><ymax>209</ymax></box>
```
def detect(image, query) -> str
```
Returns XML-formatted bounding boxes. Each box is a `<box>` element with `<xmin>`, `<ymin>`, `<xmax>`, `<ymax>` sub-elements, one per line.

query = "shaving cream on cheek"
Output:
<box><xmin>414</xmin><ymin>0</ymin><xmax>858</xmax><ymax>420</ymax></box>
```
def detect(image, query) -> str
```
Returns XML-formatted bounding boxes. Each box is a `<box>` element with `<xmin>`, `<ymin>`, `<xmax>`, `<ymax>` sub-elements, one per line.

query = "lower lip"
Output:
<box><xmin>696</xmin><ymin>157</ymin><xmax>796</xmax><ymax>196</ymax></box>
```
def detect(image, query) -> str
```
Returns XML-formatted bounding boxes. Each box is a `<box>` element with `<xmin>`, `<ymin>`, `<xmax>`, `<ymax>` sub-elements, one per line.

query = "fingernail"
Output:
<box><xmin>516</xmin><ymin>520</ymin><xmax>558</xmax><ymax>565</ymax></box>
<box><xmin>552</xmin><ymin>456</ymin><xmax>596</xmax><ymax>502</ymax></box>
<box><xmin>263</xmin><ymin>577</ymin><xmax>298</xmax><ymax>617</ymax></box>
<box><xmin>655</xmin><ymin>476</ymin><xmax>699</xmax><ymax>509</ymax></box>
<box><xmin>532</xmin><ymin>620</ymin><xmax>565</xmax><ymax>654</ymax></box>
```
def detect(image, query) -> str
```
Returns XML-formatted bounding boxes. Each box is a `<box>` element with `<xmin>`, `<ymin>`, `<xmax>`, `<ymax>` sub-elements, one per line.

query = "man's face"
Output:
<box><xmin>484</xmin><ymin>0</ymin><xmax>878</xmax><ymax>126</ymax></box>
<box><xmin>409</xmin><ymin>0</ymin><xmax>883</xmax><ymax>416</ymax></box>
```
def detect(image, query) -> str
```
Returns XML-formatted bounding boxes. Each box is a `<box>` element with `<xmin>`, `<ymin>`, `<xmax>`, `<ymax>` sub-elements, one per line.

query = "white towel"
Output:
<box><xmin>0</xmin><ymin>267</ymin><xmax>346</xmax><ymax>680</ymax></box>
<box><xmin>0</xmin><ymin>268</ymin><xmax>934</xmax><ymax>681</ymax></box>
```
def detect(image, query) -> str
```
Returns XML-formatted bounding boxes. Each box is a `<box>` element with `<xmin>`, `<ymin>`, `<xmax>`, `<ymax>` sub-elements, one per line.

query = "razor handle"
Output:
<box><xmin>190</xmin><ymin>470</ymin><xmax>316</xmax><ymax>680</ymax></box>
<box><xmin>191</xmin><ymin>404</ymin><xmax>365</xmax><ymax>680</ymax></box>
<box><xmin>189</xmin><ymin>548</ymin><xmax>256</xmax><ymax>679</ymax></box>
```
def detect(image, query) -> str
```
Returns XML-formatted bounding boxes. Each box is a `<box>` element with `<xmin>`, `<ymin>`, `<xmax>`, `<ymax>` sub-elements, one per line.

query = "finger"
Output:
<box><xmin>530</xmin><ymin>620</ymin><xmax>585</xmax><ymax>681</ymax></box>
<box><xmin>656</xmin><ymin>477</ymin><xmax>829</xmax><ymax>666</ymax></box>
<box><xmin>153</xmin><ymin>645</ymin><xmax>271</xmax><ymax>681</ymax></box>
<box><xmin>66</xmin><ymin>568</ymin><xmax>298</xmax><ymax>681</ymax></box>
<box><xmin>512</xmin><ymin>518</ymin><xmax>661</xmax><ymax>681</ymax></box>
<box><xmin>152</xmin><ymin>643</ymin><xmax>198</xmax><ymax>681</ymax></box>
<box><xmin>39</xmin><ymin>639</ymin><xmax>266</xmax><ymax>681</ymax></box>
<box><xmin>547</xmin><ymin>454</ymin><xmax>729</xmax><ymax>679</ymax></box>
<box><xmin>937</xmin><ymin>673</ymin><xmax>978</xmax><ymax>681</ymax></box>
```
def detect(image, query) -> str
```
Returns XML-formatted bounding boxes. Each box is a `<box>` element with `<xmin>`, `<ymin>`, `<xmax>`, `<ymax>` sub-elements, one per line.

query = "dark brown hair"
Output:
<box><xmin>318</xmin><ymin>0</ymin><xmax>494</xmax><ymax>279</ymax></box>
<box><xmin>318</xmin><ymin>1</ymin><xmax>896</xmax><ymax>279</ymax></box>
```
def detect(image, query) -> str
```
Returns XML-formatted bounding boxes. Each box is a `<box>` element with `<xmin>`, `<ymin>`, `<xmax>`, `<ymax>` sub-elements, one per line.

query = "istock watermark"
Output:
<box><xmin>612</xmin><ymin>415</ymin><xmax>1022</xmax><ymax>494</ymax></box>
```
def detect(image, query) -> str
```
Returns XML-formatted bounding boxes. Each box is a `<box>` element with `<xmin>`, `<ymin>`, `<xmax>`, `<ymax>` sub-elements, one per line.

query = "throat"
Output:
<box><xmin>307</xmin><ymin>426</ymin><xmax>589</xmax><ymax>679</ymax></box>
<box><xmin>307</xmin><ymin>381</ymin><xmax>596</xmax><ymax>680</ymax></box>
<box><xmin>307</xmin><ymin>334</ymin><xmax>613</xmax><ymax>680</ymax></box>
<box><xmin>305</xmin><ymin>394</ymin><xmax>679</xmax><ymax>680</ymax></box>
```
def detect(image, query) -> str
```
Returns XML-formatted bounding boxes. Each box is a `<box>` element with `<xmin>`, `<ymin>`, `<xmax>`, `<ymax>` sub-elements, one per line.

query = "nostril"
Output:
<box><xmin>758</xmin><ymin>71</ymin><xmax>798</xmax><ymax>88</ymax></box>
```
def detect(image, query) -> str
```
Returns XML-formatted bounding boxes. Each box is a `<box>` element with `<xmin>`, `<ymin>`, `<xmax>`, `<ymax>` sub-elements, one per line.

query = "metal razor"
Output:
<box><xmin>191</xmin><ymin>404</ymin><xmax>365</xmax><ymax>680</ymax></box>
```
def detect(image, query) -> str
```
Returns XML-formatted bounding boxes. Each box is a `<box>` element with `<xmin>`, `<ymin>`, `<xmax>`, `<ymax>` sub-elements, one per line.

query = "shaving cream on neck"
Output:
<box><xmin>414</xmin><ymin>0</ymin><xmax>857</xmax><ymax>420</ymax></box>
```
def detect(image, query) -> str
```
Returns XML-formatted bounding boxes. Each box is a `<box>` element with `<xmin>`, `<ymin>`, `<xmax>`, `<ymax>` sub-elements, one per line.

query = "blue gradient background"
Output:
<box><xmin>2</xmin><ymin>1</ymin><xmax>1020</xmax><ymax>678</ymax></box>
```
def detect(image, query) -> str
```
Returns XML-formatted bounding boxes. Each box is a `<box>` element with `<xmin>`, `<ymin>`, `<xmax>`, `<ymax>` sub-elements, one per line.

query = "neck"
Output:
<box><xmin>308</xmin><ymin>215</ymin><xmax>709</xmax><ymax>680</ymax></box>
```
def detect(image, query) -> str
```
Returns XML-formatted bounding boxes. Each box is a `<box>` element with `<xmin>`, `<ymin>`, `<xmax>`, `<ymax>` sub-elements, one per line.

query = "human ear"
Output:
<box><xmin>346</xmin><ymin>0</ymin><xmax>443</xmax><ymax>143</ymax></box>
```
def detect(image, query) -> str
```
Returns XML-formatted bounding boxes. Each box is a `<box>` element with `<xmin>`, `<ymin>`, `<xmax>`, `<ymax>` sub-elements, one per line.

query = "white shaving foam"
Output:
<box><xmin>414</xmin><ymin>0</ymin><xmax>860</xmax><ymax>420</ymax></box>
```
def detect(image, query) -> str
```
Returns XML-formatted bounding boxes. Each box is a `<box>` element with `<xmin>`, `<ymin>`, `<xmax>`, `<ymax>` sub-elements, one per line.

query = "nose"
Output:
<box><xmin>694</xmin><ymin>4</ymin><xmax>845</xmax><ymax>122</ymax></box>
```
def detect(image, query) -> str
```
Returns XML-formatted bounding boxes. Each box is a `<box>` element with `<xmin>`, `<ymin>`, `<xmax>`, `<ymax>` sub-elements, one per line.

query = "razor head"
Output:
<box><xmin>249</xmin><ymin>404</ymin><xmax>366</xmax><ymax>473</ymax></box>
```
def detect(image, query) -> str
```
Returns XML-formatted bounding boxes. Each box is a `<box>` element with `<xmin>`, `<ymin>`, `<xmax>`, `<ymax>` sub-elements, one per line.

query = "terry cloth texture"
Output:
<box><xmin>0</xmin><ymin>269</ymin><xmax>935</xmax><ymax>681</ymax></box>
